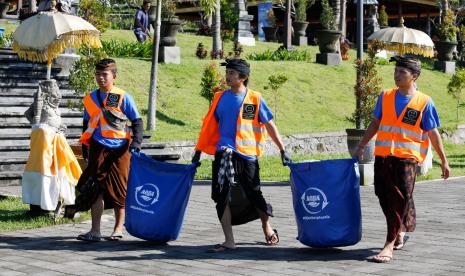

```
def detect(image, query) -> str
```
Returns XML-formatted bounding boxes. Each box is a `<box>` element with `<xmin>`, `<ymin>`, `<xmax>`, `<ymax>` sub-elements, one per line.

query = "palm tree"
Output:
<box><xmin>200</xmin><ymin>0</ymin><xmax>222</xmax><ymax>58</ymax></box>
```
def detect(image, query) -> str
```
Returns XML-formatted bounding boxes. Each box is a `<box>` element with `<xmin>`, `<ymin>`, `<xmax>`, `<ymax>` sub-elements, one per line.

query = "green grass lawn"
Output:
<box><xmin>99</xmin><ymin>30</ymin><xmax>463</xmax><ymax>142</ymax></box>
<box><xmin>0</xmin><ymin>196</ymin><xmax>90</xmax><ymax>232</ymax></box>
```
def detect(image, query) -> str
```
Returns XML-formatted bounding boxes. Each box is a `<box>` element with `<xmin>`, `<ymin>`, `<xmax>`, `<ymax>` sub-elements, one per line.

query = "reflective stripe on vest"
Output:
<box><xmin>79</xmin><ymin>87</ymin><xmax>131</xmax><ymax>146</ymax></box>
<box><xmin>374</xmin><ymin>88</ymin><xmax>430</xmax><ymax>162</ymax></box>
<box><xmin>375</xmin><ymin>140</ymin><xmax>429</xmax><ymax>155</ymax></box>
<box><xmin>378</xmin><ymin>125</ymin><xmax>429</xmax><ymax>141</ymax></box>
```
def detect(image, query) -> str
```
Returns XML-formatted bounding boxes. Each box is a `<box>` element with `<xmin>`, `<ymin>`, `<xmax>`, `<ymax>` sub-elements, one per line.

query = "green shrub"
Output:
<box><xmin>320</xmin><ymin>0</ymin><xmax>336</xmax><ymax>30</ymax></box>
<box><xmin>69</xmin><ymin>47</ymin><xmax>108</xmax><ymax>109</ymax></box>
<box><xmin>0</xmin><ymin>32</ymin><xmax>13</xmax><ymax>48</ymax></box>
<box><xmin>247</xmin><ymin>48</ymin><xmax>311</xmax><ymax>61</ymax></box>
<box><xmin>264</xmin><ymin>73</ymin><xmax>288</xmax><ymax>121</ymax></box>
<box><xmin>196</xmin><ymin>42</ymin><xmax>208</xmax><ymax>59</ymax></box>
<box><xmin>78</xmin><ymin>0</ymin><xmax>110</xmax><ymax>33</ymax></box>
<box><xmin>101</xmin><ymin>40</ymin><xmax>152</xmax><ymax>58</ymax></box>
<box><xmin>378</xmin><ymin>5</ymin><xmax>389</xmax><ymax>27</ymax></box>
<box><xmin>447</xmin><ymin>68</ymin><xmax>465</xmax><ymax>121</ymax></box>
<box><xmin>436</xmin><ymin>8</ymin><xmax>458</xmax><ymax>42</ymax></box>
<box><xmin>200</xmin><ymin>62</ymin><xmax>227</xmax><ymax>105</ymax></box>
<box><xmin>221</xmin><ymin>0</ymin><xmax>239</xmax><ymax>31</ymax></box>
<box><xmin>296</xmin><ymin>0</ymin><xmax>313</xmax><ymax>22</ymax></box>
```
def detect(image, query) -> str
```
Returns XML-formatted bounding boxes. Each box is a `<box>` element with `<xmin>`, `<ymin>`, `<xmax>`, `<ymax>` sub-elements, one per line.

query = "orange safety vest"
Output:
<box><xmin>79</xmin><ymin>87</ymin><xmax>131</xmax><ymax>146</ymax></box>
<box><xmin>374</xmin><ymin>88</ymin><xmax>430</xmax><ymax>163</ymax></box>
<box><xmin>195</xmin><ymin>90</ymin><xmax>267</xmax><ymax>157</ymax></box>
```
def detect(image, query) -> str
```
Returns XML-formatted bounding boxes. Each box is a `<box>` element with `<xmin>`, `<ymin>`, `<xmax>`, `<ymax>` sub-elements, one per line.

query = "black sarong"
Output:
<box><xmin>212</xmin><ymin>151</ymin><xmax>273</xmax><ymax>226</ymax></box>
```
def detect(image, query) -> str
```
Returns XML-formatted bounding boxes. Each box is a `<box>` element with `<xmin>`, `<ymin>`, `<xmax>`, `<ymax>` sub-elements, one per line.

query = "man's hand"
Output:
<box><xmin>441</xmin><ymin>160</ymin><xmax>450</xmax><ymax>179</ymax></box>
<box><xmin>129</xmin><ymin>141</ymin><xmax>141</xmax><ymax>153</ymax></box>
<box><xmin>280</xmin><ymin>150</ymin><xmax>291</xmax><ymax>166</ymax></box>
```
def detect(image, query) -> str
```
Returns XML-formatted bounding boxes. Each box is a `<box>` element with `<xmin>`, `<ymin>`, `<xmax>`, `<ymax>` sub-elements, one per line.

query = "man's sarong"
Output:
<box><xmin>70</xmin><ymin>139</ymin><xmax>130</xmax><ymax>213</ymax></box>
<box><xmin>212</xmin><ymin>151</ymin><xmax>273</xmax><ymax>226</ymax></box>
<box><xmin>374</xmin><ymin>156</ymin><xmax>417</xmax><ymax>243</ymax></box>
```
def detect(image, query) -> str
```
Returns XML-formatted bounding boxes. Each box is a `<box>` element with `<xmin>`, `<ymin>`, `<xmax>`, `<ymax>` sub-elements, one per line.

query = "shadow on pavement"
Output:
<box><xmin>0</xmin><ymin>235</ymin><xmax>376</xmax><ymax>262</ymax></box>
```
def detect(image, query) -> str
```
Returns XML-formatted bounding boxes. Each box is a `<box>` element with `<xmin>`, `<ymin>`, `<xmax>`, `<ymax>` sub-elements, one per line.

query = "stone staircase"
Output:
<box><xmin>0</xmin><ymin>48</ymin><xmax>181</xmax><ymax>186</ymax></box>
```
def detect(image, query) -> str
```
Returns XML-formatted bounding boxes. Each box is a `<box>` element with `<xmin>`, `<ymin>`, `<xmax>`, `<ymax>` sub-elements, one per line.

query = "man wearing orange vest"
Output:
<box><xmin>192</xmin><ymin>59</ymin><xmax>291</xmax><ymax>252</ymax></box>
<box><xmin>357</xmin><ymin>56</ymin><xmax>450</xmax><ymax>263</ymax></box>
<box><xmin>66</xmin><ymin>59</ymin><xmax>143</xmax><ymax>242</ymax></box>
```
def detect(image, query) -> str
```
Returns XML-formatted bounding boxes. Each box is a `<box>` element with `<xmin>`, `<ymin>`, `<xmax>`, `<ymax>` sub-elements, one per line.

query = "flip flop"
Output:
<box><xmin>371</xmin><ymin>255</ymin><xmax>393</xmax><ymax>263</ymax></box>
<box><xmin>77</xmin><ymin>232</ymin><xmax>101</xmax><ymax>242</ymax></box>
<box><xmin>394</xmin><ymin>236</ymin><xmax>409</xmax><ymax>250</ymax></box>
<box><xmin>207</xmin><ymin>244</ymin><xmax>237</xmax><ymax>253</ymax></box>
<box><xmin>105</xmin><ymin>232</ymin><xmax>124</xmax><ymax>241</ymax></box>
<box><xmin>265</xmin><ymin>229</ymin><xmax>279</xmax><ymax>246</ymax></box>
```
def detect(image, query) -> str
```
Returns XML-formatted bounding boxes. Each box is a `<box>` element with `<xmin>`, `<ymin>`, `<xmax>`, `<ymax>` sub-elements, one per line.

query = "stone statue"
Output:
<box><xmin>24</xmin><ymin>79</ymin><xmax>65</xmax><ymax>131</ymax></box>
<box><xmin>364</xmin><ymin>5</ymin><xmax>380</xmax><ymax>39</ymax></box>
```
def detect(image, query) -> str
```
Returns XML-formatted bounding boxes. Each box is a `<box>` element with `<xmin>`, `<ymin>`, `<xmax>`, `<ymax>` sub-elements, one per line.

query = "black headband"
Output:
<box><xmin>221</xmin><ymin>59</ymin><xmax>250</xmax><ymax>76</ymax></box>
<box><xmin>390</xmin><ymin>56</ymin><xmax>421</xmax><ymax>75</ymax></box>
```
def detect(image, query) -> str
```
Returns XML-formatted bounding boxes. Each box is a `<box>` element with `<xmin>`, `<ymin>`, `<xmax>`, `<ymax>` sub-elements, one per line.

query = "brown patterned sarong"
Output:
<box><xmin>67</xmin><ymin>139</ymin><xmax>130</xmax><ymax>214</ymax></box>
<box><xmin>374</xmin><ymin>156</ymin><xmax>417</xmax><ymax>243</ymax></box>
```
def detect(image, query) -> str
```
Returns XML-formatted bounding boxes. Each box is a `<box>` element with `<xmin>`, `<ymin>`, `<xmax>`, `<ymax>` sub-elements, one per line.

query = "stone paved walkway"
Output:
<box><xmin>0</xmin><ymin>177</ymin><xmax>464</xmax><ymax>276</ymax></box>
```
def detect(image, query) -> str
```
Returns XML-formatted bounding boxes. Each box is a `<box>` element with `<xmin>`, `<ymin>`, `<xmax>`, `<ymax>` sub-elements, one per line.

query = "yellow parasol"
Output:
<box><xmin>12</xmin><ymin>3</ymin><xmax>102</xmax><ymax>79</ymax></box>
<box><xmin>367</xmin><ymin>18</ymin><xmax>434</xmax><ymax>58</ymax></box>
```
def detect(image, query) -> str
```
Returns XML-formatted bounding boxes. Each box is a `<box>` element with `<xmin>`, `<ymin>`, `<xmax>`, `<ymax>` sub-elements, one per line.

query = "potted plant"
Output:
<box><xmin>161</xmin><ymin>0</ymin><xmax>182</xmax><ymax>47</ymax></box>
<box><xmin>292</xmin><ymin>0</ymin><xmax>311</xmax><ymax>44</ymax></box>
<box><xmin>316</xmin><ymin>0</ymin><xmax>341</xmax><ymax>54</ymax></box>
<box><xmin>346</xmin><ymin>40</ymin><xmax>384</xmax><ymax>163</ymax></box>
<box><xmin>262</xmin><ymin>8</ymin><xmax>277</xmax><ymax>42</ymax></box>
<box><xmin>378</xmin><ymin>5</ymin><xmax>389</xmax><ymax>28</ymax></box>
<box><xmin>435</xmin><ymin>8</ymin><xmax>459</xmax><ymax>61</ymax></box>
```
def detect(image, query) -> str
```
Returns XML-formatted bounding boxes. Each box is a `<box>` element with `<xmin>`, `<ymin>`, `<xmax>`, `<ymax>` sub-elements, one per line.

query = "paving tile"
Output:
<box><xmin>0</xmin><ymin>178</ymin><xmax>464</xmax><ymax>275</ymax></box>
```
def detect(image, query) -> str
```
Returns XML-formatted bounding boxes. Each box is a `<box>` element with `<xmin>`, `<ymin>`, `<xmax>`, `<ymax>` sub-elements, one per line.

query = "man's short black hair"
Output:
<box><xmin>95</xmin><ymin>58</ymin><xmax>117</xmax><ymax>74</ymax></box>
<box><xmin>143</xmin><ymin>0</ymin><xmax>151</xmax><ymax>5</ymax></box>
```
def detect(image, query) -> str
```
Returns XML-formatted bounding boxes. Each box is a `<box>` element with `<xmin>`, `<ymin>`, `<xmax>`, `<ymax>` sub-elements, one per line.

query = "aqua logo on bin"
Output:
<box><xmin>135</xmin><ymin>183</ymin><xmax>160</xmax><ymax>207</ymax></box>
<box><xmin>301</xmin><ymin>187</ymin><xmax>329</xmax><ymax>214</ymax></box>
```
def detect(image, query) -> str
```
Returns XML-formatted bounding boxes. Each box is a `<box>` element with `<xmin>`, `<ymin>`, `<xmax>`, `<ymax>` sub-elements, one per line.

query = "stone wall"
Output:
<box><xmin>164</xmin><ymin>131</ymin><xmax>349</xmax><ymax>162</ymax></box>
<box><xmin>160</xmin><ymin>127</ymin><xmax>465</xmax><ymax>162</ymax></box>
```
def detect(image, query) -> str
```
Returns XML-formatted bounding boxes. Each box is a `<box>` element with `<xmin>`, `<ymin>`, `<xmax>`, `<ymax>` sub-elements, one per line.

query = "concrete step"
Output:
<box><xmin>0</xmin><ymin>63</ymin><xmax>60</xmax><ymax>71</ymax></box>
<box><xmin>0</xmin><ymin>78</ymin><xmax>69</xmax><ymax>86</ymax></box>
<box><xmin>0</xmin><ymin>114</ymin><xmax>81</xmax><ymax>125</ymax></box>
<box><xmin>0</xmin><ymin>96</ymin><xmax>81</xmax><ymax>107</ymax></box>
<box><xmin>0</xmin><ymin>87</ymin><xmax>76</xmax><ymax>95</ymax></box>
<box><xmin>0</xmin><ymin>126</ymin><xmax>81</xmax><ymax>136</ymax></box>
<box><xmin>0</xmin><ymin>106</ymin><xmax>81</xmax><ymax>115</ymax></box>
<box><xmin>0</xmin><ymin>70</ymin><xmax>62</xmax><ymax>79</ymax></box>
<box><xmin>0</xmin><ymin>95</ymin><xmax>82</xmax><ymax>108</ymax></box>
<box><xmin>0</xmin><ymin>150</ymin><xmax>181</xmax><ymax>186</ymax></box>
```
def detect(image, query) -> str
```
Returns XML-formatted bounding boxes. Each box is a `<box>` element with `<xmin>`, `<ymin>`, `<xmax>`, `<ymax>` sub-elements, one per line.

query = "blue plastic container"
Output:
<box><xmin>288</xmin><ymin>158</ymin><xmax>362</xmax><ymax>248</ymax></box>
<box><xmin>125</xmin><ymin>152</ymin><xmax>197</xmax><ymax>242</ymax></box>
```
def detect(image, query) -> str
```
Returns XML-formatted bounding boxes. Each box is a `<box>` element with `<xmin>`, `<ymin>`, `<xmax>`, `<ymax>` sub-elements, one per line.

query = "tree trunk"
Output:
<box><xmin>330</xmin><ymin>0</ymin><xmax>341</xmax><ymax>53</ymax></box>
<box><xmin>212</xmin><ymin>0</ymin><xmax>222</xmax><ymax>57</ymax></box>
<box><xmin>339</xmin><ymin>0</ymin><xmax>347</xmax><ymax>40</ymax></box>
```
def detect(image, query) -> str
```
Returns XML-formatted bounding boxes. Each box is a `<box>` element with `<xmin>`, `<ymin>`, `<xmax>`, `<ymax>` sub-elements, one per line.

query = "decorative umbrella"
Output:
<box><xmin>367</xmin><ymin>18</ymin><xmax>434</xmax><ymax>58</ymax></box>
<box><xmin>12</xmin><ymin>5</ymin><xmax>102</xmax><ymax>79</ymax></box>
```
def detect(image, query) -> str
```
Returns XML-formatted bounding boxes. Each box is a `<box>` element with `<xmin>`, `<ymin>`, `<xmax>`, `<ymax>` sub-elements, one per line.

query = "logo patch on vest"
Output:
<box><xmin>402</xmin><ymin>108</ymin><xmax>420</xmax><ymax>126</ymax></box>
<box><xmin>242</xmin><ymin>104</ymin><xmax>257</xmax><ymax>120</ymax></box>
<box><xmin>106</xmin><ymin>93</ymin><xmax>120</xmax><ymax>108</ymax></box>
